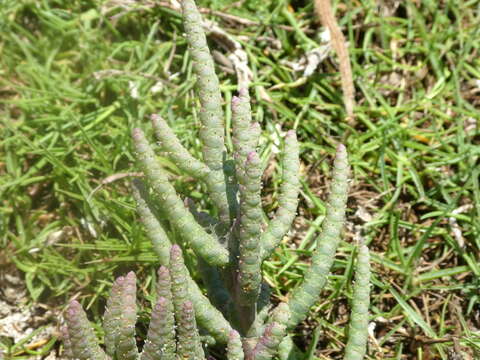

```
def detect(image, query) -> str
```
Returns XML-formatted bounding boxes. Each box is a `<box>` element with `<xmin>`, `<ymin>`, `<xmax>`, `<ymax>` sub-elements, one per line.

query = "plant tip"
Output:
<box><xmin>150</xmin><ymin>113</ymin><xmax>161</xmax><ymax>121</ymax></box>
<box><xmin>336</xmin><ymin>143</ymin><xmax>346</xmax><ymax>153</ymax></box>
<box><xmin>246</xmin><ymin>151</ymin><xmax>258</xmax><ymax>162</ymax></box>
<box><xmin>132</xmin><ymin>127</ymin><xmax>142</xmax><ymax>139</ymax></box>
<box><xmin>238</xmin><ymin>87</ymin><xmax>248</xmax><ymax>97</ymax></box>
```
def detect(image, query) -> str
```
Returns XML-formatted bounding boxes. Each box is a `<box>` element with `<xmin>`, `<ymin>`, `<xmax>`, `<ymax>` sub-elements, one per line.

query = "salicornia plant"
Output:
<box><xmin>62</xmin><ymin>245</ymin><xmax>245</xmax><ymax>360</ymax></box>
<box><xmin>62</xmin><ymin>0</ymin><xmax>371</xmax><ymax>358</ymax></box>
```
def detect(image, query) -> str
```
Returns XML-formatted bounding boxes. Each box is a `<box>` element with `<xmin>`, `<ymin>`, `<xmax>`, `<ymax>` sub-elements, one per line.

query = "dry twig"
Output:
<box><xmin>314</xmin><ymin>0</ymin><xmax>356</xmax><ymax>124</ymax></box>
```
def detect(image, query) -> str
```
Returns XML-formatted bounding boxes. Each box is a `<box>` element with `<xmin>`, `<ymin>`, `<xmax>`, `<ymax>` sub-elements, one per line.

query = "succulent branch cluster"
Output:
<box><xmin>62</xmin><ymin>245</ymin><xmax>244</xmax><ymax>360</ymax></box>
<box><xmin>62</xmin><ymin>0</ymin><xmax>371</xmax><ymax>359</ymax></box>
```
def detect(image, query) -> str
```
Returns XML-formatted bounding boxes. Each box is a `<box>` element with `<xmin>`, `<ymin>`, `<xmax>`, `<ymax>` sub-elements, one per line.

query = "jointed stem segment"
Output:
<box><xmin>132</xmin><ymin>179</ymin><xmax>171</xmax><ymax>265</ymax></box>
<box><xmin>287</xmin><ymin>144</ymin><xmax>349</xmax><ymax>328</ymax></box>
<box><xmin>261</xmin><ymin>130</ymin><xmax>300</xmax><ymax>260</ymax></box>
<box><xmin>344</xmin><ymin>244</ymin><xmax>371</xmax><ymax>360</ymax></box>
<box><xmin>141</xmin><ymin>296</ymin><xmax>176</xmax><ymax>360</ymax></box>
<box><xmin>116</xmin><ymin>272</ymin><xmax>137</xmax><ymax>360</ymax></box>
<box><xmin>237</xmin><ymin>152</ymin><xmax>263</xmax><ymax>309</ymax></box>
<box><xmin>132</xmin><ymin>128</ymin><xmax>229</xmax><ymax>266</ymax></box>
<box><xmin>64</xmin><ymin>301</ymin><xmax>106</xmax><ymax>360</ymax></box>
<box><xmin>181</xmin><ymin>0</ymin><xmax>230</xmax><ymax>226</ymax></box>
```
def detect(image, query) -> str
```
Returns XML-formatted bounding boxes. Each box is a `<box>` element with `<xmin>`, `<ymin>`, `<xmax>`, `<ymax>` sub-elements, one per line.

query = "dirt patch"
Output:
<box><xmin>0</xmin><ymin>266</ymin><xmax>62</xmax><ymax>359</ymax></box>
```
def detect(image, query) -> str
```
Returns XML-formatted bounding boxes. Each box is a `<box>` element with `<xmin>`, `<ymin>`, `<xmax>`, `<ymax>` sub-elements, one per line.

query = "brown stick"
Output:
<box><xmin>314</xmin><ymin>0</ymin><xmax>355</xmax><ymax>124</ymax></box>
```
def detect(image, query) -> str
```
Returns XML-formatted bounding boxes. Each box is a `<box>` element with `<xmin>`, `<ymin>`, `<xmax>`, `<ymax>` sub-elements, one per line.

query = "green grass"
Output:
<box><xmin>1</xmin><ymin>0</ymin><xmax>480</xmax><ymax>359</ymax></box>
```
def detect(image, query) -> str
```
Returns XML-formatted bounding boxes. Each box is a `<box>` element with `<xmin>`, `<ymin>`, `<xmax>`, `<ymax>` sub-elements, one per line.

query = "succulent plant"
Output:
<box><xmin>62</xmin><ymin>0</ymin><xmax>371</xmax><ymax>359</ymax></box>
<box><xmin>62</xmin><ymin>245</ymin><xmax>244</xmax><ymax>360</ymax></box>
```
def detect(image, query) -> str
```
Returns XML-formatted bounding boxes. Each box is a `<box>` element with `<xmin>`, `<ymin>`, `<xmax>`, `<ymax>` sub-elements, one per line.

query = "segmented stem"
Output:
<box><xmin>177</xmin><ymin>301</ymin><xmax>205</xmax><ymax>360</ymax></box>
<box><xmin>151</xmin><ymin>114</ymin><xmax>210</xmax><ymax>179</ymax></box>
<box><xmin>231</xmin><ymin>88</ymin><xmax>260</xmax><ymax>183</ymax></box>
<box><xmin>116</xmin><ymin>272</ymin><xmax>138</xmax><ymax>360</ymax></box>
<box><xmin>132</xmin><ymin>179</ymin><xmax>171</xmax><ymax>265</ymax></box>
<box><xmin>181</xmin><ymin>0</ymin><xmax>230</xmax><ymax>225</ymax></box>
<box><xmin>65</xmin><ymin>301</ymin><xmax>106</xmax><ymax>360</ymax></box>
<box><xmin>142</xmin><ymin>267</ymin><xmax>176</xmax><ymax>360</ymax></box>
<box><xmin>237</xmin><ymin>151</ymin><xmax>263</xmax><ymax>301</ymax></box>
<box><xmin>188</xmin><ymin>275</ymin><xmax>234</xmax><ymax>344</ymax></box>
<box><xmin>156</xmin><ymin>266</ymin><xmax>173</xmax><ymax>303</ymax></box>
<box><xmin>288</xmin><ymin>144</ymin><xmax>349</xmax><ymax>327</ymax></box>
<box><xmin>61</xmin><ymin>326</ymin><xmax>74</xmax><ymax>359</ymax></box>
<box><xmin>132</xmin><ymin>128</ymin><xmax>228</xmax><ymax>266</ymax></box>
<box><xmin>344</xmin><ymin>244</ymin><xmax>371</xmax><ymax>360</ymax></box>
<box><xmin>169</xmin><ymin>245</ymin><xmax>189</xmax><ymax>315</ymax></box>
<box><xmin>250</xmin><ymin>303</ymin><xmax>290</xmax><ymax>360</ymax></box>
<box><xmin>103</xmin><ymin>275</ymin><xmax>125</xmax><ymax>357</ymax></box>
<box><xmin>261</xmin><ymin>130</ymin><xmax>300</xmax><ymax>259</ymax></box>
<box><xmin>141</xmin><ymin>297</ymin><xmax>176</xmax><ymax>360</ymax></box>
<box><xmin>132</xmin><ymin>185</ymin><xmax>233</xmax><ymax>344</ymax></box>
<box><xmin>227</xmin><ymin>330</ymin><xmax>245</xmax><ymax>360</ymax></box>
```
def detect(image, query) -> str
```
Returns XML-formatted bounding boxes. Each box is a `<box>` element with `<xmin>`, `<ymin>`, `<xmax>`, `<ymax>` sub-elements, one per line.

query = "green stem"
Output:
<box><xmin>261</xmin><ymin>130</ymin><xmax>300</xmax><ymax>259</ymax></box>
<box><xmin>181</xmin><ymin>0</ymin><xmax>230</xmax><ymax>225</ymax></box>
<box><xmin>132</xmin><ymin>128</ymin><xmax>228</xmax><ymax>266</ymax></box>
<box><xmin>288</xmin><ymin>144</ymin><xmax>349</xmax><ymax>327</ymax></box>
<box><xmin>343</xmin><ymin>244</ymin><xmax>371</xmax><ymax>360</ymax></box>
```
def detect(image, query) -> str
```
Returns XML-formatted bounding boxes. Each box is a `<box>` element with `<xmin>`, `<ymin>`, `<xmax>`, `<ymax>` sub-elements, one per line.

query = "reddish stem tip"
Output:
<box><xmin>238</xmin><ymin>87</ymin><xmax>248</xmax><ymax>97</ymax></box>
<box><xmin>132</xmin><ymin>127</ymin><xmax>142</xmax><ymax>139</ymax></box>
<box><xmin>246</xmin><ymin>151</ymin><xmax>258</xmax><ymax>162</ymax></box>
<box><xmin>66</xmin><ymin>300</ymin><xmax>81</xmax><ymax>316</ymax></box>
<box><xmin>170</xmin><ymin>244</ymin><xmax>182</xmax><ymax>258</ymax></box>
<box><xmin>126</xmin><ymin>271</ymin><xmax>136</xmax><ymax>280</ymax></box>
<box><xmin>158</xmin><ymin>265</ymin><xmax>170</xmax><ymax>276</ymax></box>
<box><xmin>229</xmin><ymin>329</ymin><xmax>240</xmax><ymax>339</ymax></box>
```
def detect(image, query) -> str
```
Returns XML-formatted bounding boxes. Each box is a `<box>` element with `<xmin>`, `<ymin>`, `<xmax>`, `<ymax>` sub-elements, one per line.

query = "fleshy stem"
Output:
<box><xmin>151</xmin><ymin>115</ymin><xmax>232</xmax><ymax>236</ymax></box>
<box><xmin>181</xmin><ymin>0</ymin><xmax>230</xmax><ymax>225</ymax></box>
<box><xmin>236</xmin><ymin>151</ymin><xmax>263</xmax><ymax>332</ymax></box>
<box><xmin>231</xmin><ymin>88</ymin><xmax>260</xmax><ymax>186</ymax></box>
<box><xmin>177</xmin><ymin>301</ymin><xmax>206</xmax><ymax>360</ymax></box>
<box><xmin>132</xmin><ymin>181</ymin><xmax>233</xmax><ymax>343</ymax></box>
<box><xmin>261</xmin><ymin>130</ymin><xmax>300</xmax><ymax>259</ymax></box>
<box><xmin>287</xmin><ymin>144</ymin><xmax>349</xmax><ymax>327</ymax></box>
<box><xmin>116</xmin><ymin>272</ymin><xmax>137</xmax><ymax>360</ymax></box>
<box><xmin>64</xmin><ymin>301</ymin><xmax>106</xmax><ymax>360</ymax></box>
<box><xmin>132</xmin><ymin>127</ymin><xmax>228</xmax><ymax>266</ymax></box>
<box><xmin>132</xmin><ymin>179</ymin><xmax>171</xmax><ymax>265</ymax></box>
<box><xmin>250</xmin><ymin>303</ymin><xmax>290</xmax><ymax>360</ymax></box>
<box><xmin>141</xmin><ymin>297</ymin><xmax>176</xmax><ymax>360</ymax></box>
<box><xmin>103</xmin><ymin>275</ymin><xmax>125</xmax><ymax>357</ymax></box>
<box><xmin>227</xmin><ymin>330</ymin><xmax>245</xmax><ymax>360</ymax></box>
<box><xmin>343</xmin><ymin>244</ymin><xmax>371</xmax><ymax>360</ymax></box>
